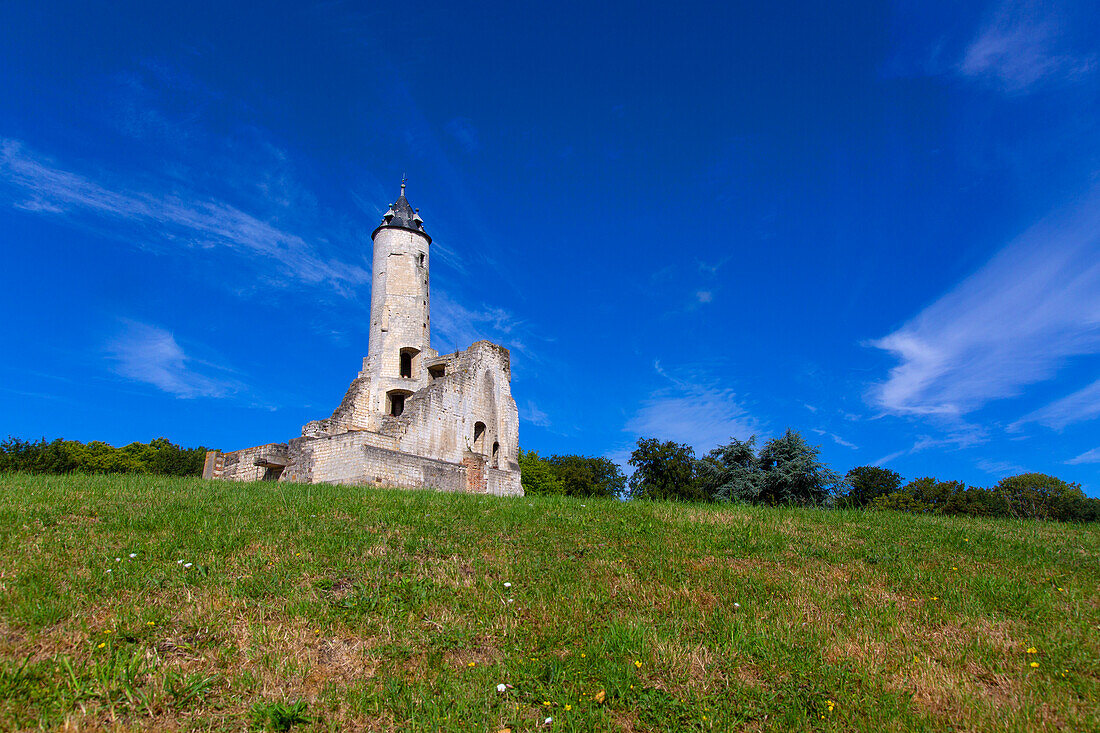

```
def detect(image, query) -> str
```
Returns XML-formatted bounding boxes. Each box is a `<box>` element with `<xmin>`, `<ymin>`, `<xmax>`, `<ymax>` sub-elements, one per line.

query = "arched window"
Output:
<box><xmin>386</xmin><ymin>389</ymin><xmax>412</xmax><ymax>417</ymax></box>
<box><xmin>473</xmin><ymin>422</ymin><xmax>486</xmax><ymax>453</ymax></box>
<box><xmin>399</xmin><ymin>347</ymin><xmax>420</xmax><ymax>378</ymax></box>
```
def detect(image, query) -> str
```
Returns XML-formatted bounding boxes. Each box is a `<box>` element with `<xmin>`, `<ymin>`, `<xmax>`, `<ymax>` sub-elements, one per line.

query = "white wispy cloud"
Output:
<box><xmin>872</xmin><ymin>449</ymin><xmax>907</xmax><ymax>467</ymax></box>
<box><xmin>959</xmin><ymin>0</ymin><xmax>1095</xmax><ymax>93</ymax></box>
<box><xmin>811</xmin><ymin>428</ymin><xmax>858</xmax><ymax>450</ymax></box>
<box><xmin>431</xmin><ymin>291</ymin><xmax>535</xmax><ymax>363</ymax></box>
<box><xmin>106</xmin><ymin>321</ymin><xmax>235</xmax><ymax>398</ymax></box>
<box><xmin>519</xmin><ymin>400</ymin><xmax>551</xmax><ymax>427</ymax></box>
<box><xmin>869</xmin><ymin>186</ymin><xmax>1100</xmax><ymax>418</ymax></box>
<box><xmin>0</xmin><ymin>138</ymin><xmax>370</xmax><ymax>293</ymax></box>
<box><xmin>624</xmin><ymin>361</ymin><xmax>761</xmax><ymax>453</ymax></box>
<box><xmin>695</xmin><ymin>290</ymin><xmax>713</xmax><ymax>303</ymax></box>
<box><xmin>1012</xmin><ymin>378</ymin><xmax>1100</xmax><ymax>431</ymax></box>
<box><xmin>1066</xmin><ymin>447</ymin><xmax>1100</xmax><ymax>465</ymax></box>
<box><xmin>976</xmin><ymin>458</ymin><xmax>1025</xmax><ymax>476</ymax></box>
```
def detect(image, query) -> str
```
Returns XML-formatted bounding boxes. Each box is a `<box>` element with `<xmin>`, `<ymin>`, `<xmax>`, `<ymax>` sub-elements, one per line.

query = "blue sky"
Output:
<box><xmin>1</xmin><ymin>1</ymin><xmax>1098</xmax><ymax>493</ymax></box>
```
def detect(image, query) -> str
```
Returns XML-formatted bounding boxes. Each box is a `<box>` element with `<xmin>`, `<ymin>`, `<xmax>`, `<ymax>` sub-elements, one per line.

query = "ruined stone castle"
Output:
<box><xmin>203</xmin><ymin>183</ymin><xmax>523</xmax><ymax>496</ymax></box>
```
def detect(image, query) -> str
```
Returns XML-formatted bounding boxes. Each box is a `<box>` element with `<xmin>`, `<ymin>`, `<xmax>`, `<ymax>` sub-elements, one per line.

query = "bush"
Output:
<box><xmin>868</xmin><ymin>472</ymin><xmax>1097</xmax><ymax>523</ymax></box>
<box><xmin>870</xmin><ymin>491</ymin><xmax>931</xmax><ymax>514</ymax></box>
<box><xmin>518</xmin><ymin>450</ymin><xmax>564</xmax><ymax>496</ymax></box>
<box><xmin>518</xmin><ymin>450</ymin><xmax>626</xmax><ymax>498</ymax></box>
<box><xmin>546</xmin><ymin>454</ymin><xmax>626</xmax><ymax>498</ymax></box>
<box><xmin>0</xmin><ymin>436</ymin><xmax>209</xmax><ymax>476</ymax></box>
<box><xmin>841</xmin><ymin>466</ymin><xmax>902</xmax><ymax>508</ymax></box>
<box><xmin>996</xmin><ymin>473</ymin><xmax>1091</xmax><ymax>521</ymax></box>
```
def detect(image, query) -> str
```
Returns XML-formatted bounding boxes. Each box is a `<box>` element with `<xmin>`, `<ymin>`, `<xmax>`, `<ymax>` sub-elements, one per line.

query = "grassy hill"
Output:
<box><xmin>0</xmin><ymin>474</ymin><xmax>1097</xmax><ymax>731</ymax></box>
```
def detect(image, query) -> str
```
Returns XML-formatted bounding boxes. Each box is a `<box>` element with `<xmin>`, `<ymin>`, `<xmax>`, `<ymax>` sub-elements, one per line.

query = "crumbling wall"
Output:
<box><xmin>276</xmin><ymin>429</ymin><xmax>519</xmax><ymax>496</ymax></box>
<box><xmin>208</xmin><ymin>443</ymin><xmax>289</xmax><ymax>482</ymax></box>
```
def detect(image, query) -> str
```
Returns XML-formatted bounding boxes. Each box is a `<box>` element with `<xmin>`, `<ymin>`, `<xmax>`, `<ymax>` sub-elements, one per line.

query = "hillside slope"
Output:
<box><xmin>0</xmin><ymin>474</ymin><xmax>1097</xmax><ymax>731</ymax></box>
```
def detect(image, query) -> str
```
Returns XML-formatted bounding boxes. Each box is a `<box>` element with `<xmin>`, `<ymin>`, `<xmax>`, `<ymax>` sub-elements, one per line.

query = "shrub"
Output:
<box><xmin>841</xmin><ymin>466</ymin><xmax>902</xmax><ymax>508</ymax></box>
<box><xmin>545</xmin><ymin>454</ymin><xmax>626</xmax><ymax>498</ymax></box>
<box><xmin>996</xmin><ymin>473</ymin><xmax>1090</xmax><ymax>521</ymax></box>
<box><xmin>870</xmin><ymin>491</ymin><xmax>931</xmax><ymax>514</ymax></box>
<box><xmin>518</xmin><ymin>450</ymin><xmax>626</xmax><ymax>498</ymax></box>
<box><xmin>0</xmin><ymin>436</ymin><xmax>208</xmax><ymax>476</ymax></box>
<box><xmin>517</xmin><ymin>450</ymin><xmax>564</xmax><ymax>496</ymax></box>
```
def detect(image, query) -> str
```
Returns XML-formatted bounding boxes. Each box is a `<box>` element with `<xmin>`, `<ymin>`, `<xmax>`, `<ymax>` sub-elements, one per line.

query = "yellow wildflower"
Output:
<box><xmin>1027</xmin><ymin>647</ymin><xmax>1037</xmax><ymax>654</ymax></box>
<box><xmin>1030</xmin><ymin>662</ymin><xmax>1040</xmax><ymax>668</ymax></box>
<box><xmin>467</xmin><ymin>662</ymin><xmax>476</xmax><ymax>667</ymax></box>
<box><xmin>634</xmin><ymin>660</ymin><xmax>643</xmax><ymax>668</ymax></box>
<box><xmin>565</xmin><ymin>705</ymin><xmax>572</xmax><ymax>711</ymax></box>
<box><xmin>97</xmin><ymin>642</ymin><xmax>105</xmax><ymax>648</ymax></box>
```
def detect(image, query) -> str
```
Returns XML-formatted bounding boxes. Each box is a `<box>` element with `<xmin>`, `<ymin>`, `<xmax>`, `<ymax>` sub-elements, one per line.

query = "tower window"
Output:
<box><xmin>399</xmin><ymin>347</ymin><xmax>420</xmax><ymax>378</ymax></box>
<box><xmin>418</xmin><ymin>252</ymin><xmax>425</xmax><ymax>266</ymax></box>
<box><xmin>492</xmin><ymin>441</ymin><xmax>500</xmax><ymax>467</ymax></box>
<box><xmin>386</xmin><ymin>390</ymin><xmax>412</xmax><ymax>417</ymax></box>
<box><xmin>473</xmin><ymin>422</ymin><xmax>486</xmax><ymax>453</ymax></box>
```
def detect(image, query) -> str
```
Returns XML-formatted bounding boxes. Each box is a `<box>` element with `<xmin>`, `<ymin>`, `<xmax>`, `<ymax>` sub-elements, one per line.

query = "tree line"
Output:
<box><xmin>4</xmin><ymin>432</ymin><xmax>1095</xmax><ymax>522</ymax></box>
<box><xmin>0</xmin><ymin>436</ymin><xmax>208</xmax><ymax>476</ymax></box>
<box><xmin>521</xmin><ymin>429</ymin><xmax>1099</xmax><ymax>523</ymax></box>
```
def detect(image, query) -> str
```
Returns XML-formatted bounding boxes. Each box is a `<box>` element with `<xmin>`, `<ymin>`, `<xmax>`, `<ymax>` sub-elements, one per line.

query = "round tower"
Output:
<box><xmin>363</xmin><ymin>180</ymin><xmax>434</xmax><ymax>415</ymax></box>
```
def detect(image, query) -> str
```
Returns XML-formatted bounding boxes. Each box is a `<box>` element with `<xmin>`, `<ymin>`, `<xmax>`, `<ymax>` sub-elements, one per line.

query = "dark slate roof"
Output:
<box><xmin>372</xmin><ymin>181</ymin><xmax>431</xmax><ymax>243</ymax></box>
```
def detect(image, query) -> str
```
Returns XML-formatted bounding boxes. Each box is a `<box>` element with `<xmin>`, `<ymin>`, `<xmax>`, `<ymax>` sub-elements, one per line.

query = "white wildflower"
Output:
<box><xmin>504</xmin><ymin>582</ymin><xmax>512</xmax><ymax>588</ymax></box>
<box><xmin>733</xmin><ymin>603</ymin><xmax>741</xmax><ymax>609</ymax></box>
<box><xmin>496</xmin><ymin>683</ymin><xmax>507</xmax><ymax>693</ymax></box>
<box><xmin>183</xmin><ymin>562</ymin><xmax>193</xmax><ymax>569</ymax></box>
<box><xmin>128</xmin><ymin>553</ymin><xmax>137</xmax><ymax>558</ymax></box>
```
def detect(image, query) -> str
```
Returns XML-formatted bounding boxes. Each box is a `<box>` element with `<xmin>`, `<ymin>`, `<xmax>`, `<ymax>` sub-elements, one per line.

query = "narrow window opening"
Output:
<box><xmin>473</xmin><ymin>422</ymin><xmax>486</xmax><ymax>453</ymax></box>
<box><xmin>418</xmin><ymin>252</ymin><xmax>425</xmax><ymax>266</ymax></box>
<box><xmin>399</xmin><ymin>347</ymin><xmax>420</xmax><ymax>378</ymax></box>
<box><xmin>386</xmin><ymin>390</ymin><xmax>411</xmax><ymax>417</ymax></box>
<box><xmin>492</xmin><ymin>441</ymin><xmax>500</xmax><ymax>467</ymax></box>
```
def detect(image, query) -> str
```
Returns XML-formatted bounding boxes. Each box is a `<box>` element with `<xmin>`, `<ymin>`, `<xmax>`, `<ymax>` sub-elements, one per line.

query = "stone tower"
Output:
<box><xmin>204</xmin><ymin>181</ymin><xmax>523</xmax><ymax>497</ymax></box>
<box><xmin>359</xmin><ymin>180</ymin><xmax>440</xmax><ymax>429</ymax></box>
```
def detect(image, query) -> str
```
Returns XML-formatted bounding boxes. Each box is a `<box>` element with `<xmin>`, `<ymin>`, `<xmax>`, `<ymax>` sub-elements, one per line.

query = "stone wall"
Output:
<box><xmin>205</xmin><ymin>190</ymin><xmax>522</xmax><ymax>498</ymax></box>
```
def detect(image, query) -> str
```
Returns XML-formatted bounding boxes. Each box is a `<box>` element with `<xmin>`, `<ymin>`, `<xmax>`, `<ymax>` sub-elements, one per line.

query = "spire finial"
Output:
<box><xmin>400</xmin><ymin>174</ymin><xmax>406</xmax><ymax>198</ymax></box>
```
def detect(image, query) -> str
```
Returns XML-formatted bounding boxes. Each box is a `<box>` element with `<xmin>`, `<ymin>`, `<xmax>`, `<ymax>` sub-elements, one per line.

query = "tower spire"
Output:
<box><xmin>372</xmin><ymin>174</ymin><xmax>430</xmax><ymax>243</ymax></box>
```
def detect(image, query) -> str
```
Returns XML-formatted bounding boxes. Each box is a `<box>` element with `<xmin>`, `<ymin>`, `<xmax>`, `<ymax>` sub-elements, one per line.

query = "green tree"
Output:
<box><xmin>545</xmin><ymin>454</ymin><xmax>626</xmax><ymax>498</ymax></box>
<box><xmin>627</xmin><ymin>438</ymin><xmax>705</xmax><ymax>502</ymax></box>
<box><xmin>698</xmin><ymin>437</ymin><xmax>763</xmax><ymax>503</ymax></box>
<box><xmin>518</xmin><ymin>450</ymin><xmax>564</xmax><ymax>496</ymax></box>
<box><xmin>755</xmin><ymin>429</ymin><xmax>841</xmax><ymax>506</ymax></box>
<box><xmin>841</xmin><ymin>466</ymin><xmax>902</xmax><ymax>507</ymax></box>
<box><xmin>995</xmin><ymin>473</ymin><xmax>1089</xmax><ymax>521</ymax></box>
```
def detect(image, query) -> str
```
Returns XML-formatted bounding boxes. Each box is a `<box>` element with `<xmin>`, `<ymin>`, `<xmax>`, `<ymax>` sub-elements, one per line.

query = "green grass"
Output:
<box><xmin>0</xmin><ymin>473</ymin><xmax>1097</xmax><ymax>731</ymax></box>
